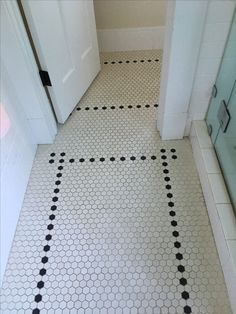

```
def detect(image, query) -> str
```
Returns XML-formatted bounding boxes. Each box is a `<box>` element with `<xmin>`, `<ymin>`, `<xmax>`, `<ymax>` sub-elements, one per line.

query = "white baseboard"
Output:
<box><xmin>97</xmin><ymin>26</ymin><xmax>165</xmax><ymax>52</ymax></box>
<box><xmin>190</xmin><ymin>120</ymin><xmax>236</xmax><ymax>314</ymax></box>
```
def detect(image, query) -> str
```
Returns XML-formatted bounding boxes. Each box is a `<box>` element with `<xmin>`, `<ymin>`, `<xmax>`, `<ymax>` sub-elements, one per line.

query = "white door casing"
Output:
<box><xmin>1</xmin><ymin>0</ymin><xmax>56</xmax><ymax>280</ymax></box>
<box><xmin>22</xmin><ymin>0</ymin><xmax>101</xmax><ymax>123</ymax></box>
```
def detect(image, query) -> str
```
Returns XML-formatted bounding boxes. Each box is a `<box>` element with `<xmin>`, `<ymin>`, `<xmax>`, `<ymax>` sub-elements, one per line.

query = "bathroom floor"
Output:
<box><xmin>1</xmin><ymin>50</ymin><xmax>232</xmax><ymax>314</ymax></box>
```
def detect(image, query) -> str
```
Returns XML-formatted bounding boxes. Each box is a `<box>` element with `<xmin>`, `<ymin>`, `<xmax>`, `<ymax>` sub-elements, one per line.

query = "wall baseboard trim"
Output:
<box><xmin>97</xmin><ymin>26</ymin><xmax>165</xmax><ymax>52</ymax></box>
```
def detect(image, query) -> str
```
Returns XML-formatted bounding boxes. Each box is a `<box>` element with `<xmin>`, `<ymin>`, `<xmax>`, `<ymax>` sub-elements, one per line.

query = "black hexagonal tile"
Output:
<box><xmin>174</xmin><ymin>241</ymin><xmax>181</xmax><ymax>248</ymax></box>
<box><xmin>184</xmin><ymin>305</ymin><xmax>192</xmax><ymax>313</ymax></box>
<box><xmin>43</xmin><ymin>245</ymin><xmax>50</xmax><ymax>252</ymax></box>
<box><xmin>179</xmin><ymin>278</ymin><xmax>187</xmax><ymax>286</ymax></box>
<box><xmin>172</xmin><ymin>231</ymin><xmax>179</xmax><ymax>237</ymax></box>
<box><xmin>182</xmin><ymin>291</ymin><xmax>190</xmax><ymax>300</ymax></box>
<box><xmin>176</xmin><ymin>253</ymin><xmax>183</xmax><ymax>260</ymax></box>
<box><xmin>34</xmin><ymin>294</ymin><xmax>42</xmax><ymax>303</ymax></box>
<box><xmin>41</xmin><ymin>256</ymin><xmax>48</xmax><ymax>264</ymax></box>
<box><xmin>39</xmin><ymin>268</ymin><xmax>46</xmax><ymax>276</ymax></box>
<box><xmin>177</xmin><ymin>265</ymin><xmax>185</xmax><ymax>273</ymax></box>
<box><xmin>37</xmin><ymin>281</ymin><xmax>44</xmax><ymax>289</ymax></box>
<box><xmin>45</xmin><ymin>234</ymin><xmax>52</xmax><ymax>241</ymax></box>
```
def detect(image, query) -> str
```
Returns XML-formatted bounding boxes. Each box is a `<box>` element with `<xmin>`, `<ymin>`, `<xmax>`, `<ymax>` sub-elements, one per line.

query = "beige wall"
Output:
<box><xmin>94</xmin><ymin>0</ymin><xmax>167</xmax><ymax>29</ymax></box>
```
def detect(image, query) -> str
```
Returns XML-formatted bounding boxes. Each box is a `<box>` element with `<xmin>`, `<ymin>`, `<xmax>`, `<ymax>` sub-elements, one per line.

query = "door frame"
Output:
<box><xmin>2</xmin><ymin>0</ymin><xmax>57</xmax><ymax>143</ymax></box>
<box><xmin>6</xmin><ymin>0</ymin><xmax>225</xmax><ymax>143</ymax></box>
<box><xmin>1</xmin><ymin>0</ymin><xmax>58</xmax><ymax>281</ymax></box>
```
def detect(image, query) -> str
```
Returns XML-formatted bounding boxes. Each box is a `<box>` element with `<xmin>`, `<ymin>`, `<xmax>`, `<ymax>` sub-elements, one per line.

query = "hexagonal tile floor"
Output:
<box><xmin>1</xmin><ymin>50</ymin><xmax>232</xmax><ymax>314</ymax></box>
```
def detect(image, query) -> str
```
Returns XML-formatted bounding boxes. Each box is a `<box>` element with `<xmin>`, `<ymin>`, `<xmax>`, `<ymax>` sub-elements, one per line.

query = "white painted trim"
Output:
<box><xmin>97</xmin><ymin>26</ymin><xmax>165</xmax><ymax>52</ymax></box>
<box><xmin>4</xmin><ymin>0</ymin><xmax>57</xmax><ymax>144</ymax></box>
<box><xmin>190</xmin><ymin>120</ymin><xmax>236</xmax><ymax>313</ymax></box>
<box><xmin>158</xmin><ymin>0</ymin><xmax>208</xmax><ymax>140</ymax></box>
<box><xmin>0</xmin><ymin>0</ymin><xmax>57</xmax><ymax>282</ymax></box>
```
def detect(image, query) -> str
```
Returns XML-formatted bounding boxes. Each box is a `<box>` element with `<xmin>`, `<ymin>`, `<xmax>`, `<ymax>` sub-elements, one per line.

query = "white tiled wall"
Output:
<box><xmin>188</xmin><ymin>5</ymin><xmax>236</xmax><ymax>309</ymax></box>
<box><xmin>188</xmin><ymin>1</ymin><xmax>235</xmax><ymax>125</ymax></box>
<box><xmin>190</xmin><ymin>121</ymin><xmax>236</xmax><ymax>313</ymax></box>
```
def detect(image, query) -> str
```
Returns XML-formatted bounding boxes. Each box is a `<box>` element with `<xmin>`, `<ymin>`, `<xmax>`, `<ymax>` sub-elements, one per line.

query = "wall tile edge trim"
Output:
<box><xmin>190</xmin><ymin>120</ymin><xmax>236</xmax><ymax>313</ymax></box>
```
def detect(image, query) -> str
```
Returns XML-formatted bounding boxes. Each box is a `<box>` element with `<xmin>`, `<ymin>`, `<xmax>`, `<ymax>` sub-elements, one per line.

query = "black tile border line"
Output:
<box><xmin>66</xmin><ymin>155</ymin><xmax>158</xmax><ymax>164</ymax></box>
<box><xmin>103</xmin><ymin>58</ymin><xmax>159</xmax><ymax>65</ymax></box>
<box><xmin>34</xmin><ymin>149</ymin><xmax>192</xmax><ymax>313</ymax></box>
<box><xmin>76</xmin><ymin>103</ymin><xmax>158</xmax><ymax>112</ymax></box>
<box><xmin>32</xmin><ymin>152</ymin><xmax>66</xmax><ymax>314</ymax></box>
<box><xmin>160</xmin><ymin>148</ymin><xmax>192</xmax><ymax>314</ymax></box>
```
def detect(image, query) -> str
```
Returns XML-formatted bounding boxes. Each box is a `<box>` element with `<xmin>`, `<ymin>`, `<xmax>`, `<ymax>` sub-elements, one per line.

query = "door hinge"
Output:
<box><xmin>39</xmin><ymin>70</ymin><xmax>52</xmax><ymax>86</ymax></box>
<box><xmin>217</xmin><ymin>100</ymin><xmax>230</xmax><ymax>133</ymax></box>
<box><xmin>207</xmin><ymin>124</ymin><xmax>212</xmax><ymax>136</ymax></box>
<box><xmin>211</xmin><ymin>84</ymin><xmax>217</xmax><ymax>98</ymax></box>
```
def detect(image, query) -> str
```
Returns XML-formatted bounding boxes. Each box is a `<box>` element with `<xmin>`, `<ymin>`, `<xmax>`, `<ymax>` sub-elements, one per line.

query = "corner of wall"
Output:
<box><xmin>159</xmin><ymin>1</ymin><xmax>208</xmax><ymax>140</ymax></box>
<box><xmin>186</xmin><ymin>1</ymin><xmax>235</xmax><ymax>135</ymax></box>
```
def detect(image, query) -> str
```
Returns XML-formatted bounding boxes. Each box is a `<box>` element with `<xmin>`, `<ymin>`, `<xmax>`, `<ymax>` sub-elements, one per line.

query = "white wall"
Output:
<box><xmin>94</xmin><ymin>0</ymin><xmax>167</xmax><ymax>29</ymax></box>
<box><xmin>94</xmin><ymin>0</ymin><xmax>167</xmax><ymax>52</ymax></box>
<box><xmin>97</xmin><ymin>27</ymin><xmax>166</xmax><ymax>52</ymax></box>
<box><xmin>0</xmin><ymin>0</ymin><xmax>57</xmax><ymax>280</ymax></box>
<box><xmin>187</xmin><ymin>1</ymin><xmax>235</xmax><ymax>132</ymax></box>
<box><xmin>0</xmin><ymin>70</ymin><xmax>36</xmax><ymax>282</ymax></box>
<box><xmin>158</xmin><ymin>0</ymin><xmax>235</xmax><ymax>140</ymax></box>
<box><xmin>158</xmin><ymin>1</ymin><xmax>208</xmax><ymax>139</ymax></box>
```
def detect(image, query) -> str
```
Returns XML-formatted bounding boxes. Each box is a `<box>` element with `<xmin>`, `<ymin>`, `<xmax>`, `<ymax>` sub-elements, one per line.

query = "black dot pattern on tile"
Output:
<box><xmin>184</xmin><ymin>305</ymin><xmax>192</xmax><ymax>314</ymax></box>
<box><xmin>76</xmin><ymin>103</ymin><xmax>158</xmax><ymax>111</ymax></box>
<box><xmin>65</xmin><ymin>155</ymin><xmax>160</xmax><ymax>163</ymax></box>
<box><xmin>103</xmin><ymin>58</ymin><xmax>159</xmax><ymax>65</ymax></box>
<box><xmin>32</xmin><ymin>154</ymin><xmax>66</xmax><ymax>314</ymax></box>
<box><xmin>160</xmin><ymin>148</ymin><xmax>192</xmax><ymax>314</ymax></box>
<box><xmin>44</xmin><ymin>150</ymin><xmax>192</xmax><ymax>313</ymax></box>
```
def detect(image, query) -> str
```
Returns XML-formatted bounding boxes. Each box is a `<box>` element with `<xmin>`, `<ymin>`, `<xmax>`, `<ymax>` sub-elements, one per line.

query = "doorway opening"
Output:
<box><xmin>92</xmin><ymin>0</ymin><xmax>166</xmax><ymax>119</ymax></box>
<box><xmin>19</xmin><ymin>0</ymin><xmax>167</xmax><ymax>125</ymax></box>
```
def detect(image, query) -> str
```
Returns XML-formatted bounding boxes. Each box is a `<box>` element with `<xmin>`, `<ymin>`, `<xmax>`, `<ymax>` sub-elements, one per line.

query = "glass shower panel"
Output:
<box><xmin>214</xmin><ymin>84</ymin><xmax>236</xmax><ymax>208</ymax></box>
<box><xmin>206</xmin><ymin>11</ymin><xmax>236</xmax><ymax>143</ymax></box>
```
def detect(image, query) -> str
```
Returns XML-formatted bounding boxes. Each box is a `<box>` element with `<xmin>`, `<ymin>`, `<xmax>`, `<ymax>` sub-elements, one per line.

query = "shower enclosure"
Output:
<box><xmin>206</xmin><ymin>10</ymin><xmax>236</xmax><ymax>210</ymax></box>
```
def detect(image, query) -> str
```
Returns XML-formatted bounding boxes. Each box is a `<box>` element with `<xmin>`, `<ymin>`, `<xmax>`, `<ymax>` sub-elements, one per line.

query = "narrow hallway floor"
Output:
<box><xmin>1</xmin><ymin>50</ymin><xmax>232</xmax><ymax>314</ymax></box>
